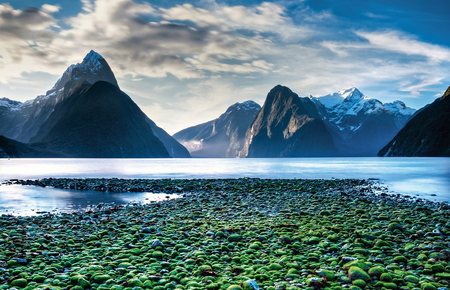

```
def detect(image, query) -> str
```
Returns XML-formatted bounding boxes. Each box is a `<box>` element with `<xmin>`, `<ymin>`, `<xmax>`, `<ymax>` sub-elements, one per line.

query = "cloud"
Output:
<box><xmin>160</xmin><ymin>2</ymin><xmax>309</xmax><ymax>41</ymax></box>
<box><xmin>0</xmin><ymin>0</ymin><xmax>449</xmax><ymax>132</ymax></box>
<box><xmin>41</xmin><ymin>4</ymin><xmax>60</xmax><ymax>13</ymax></box>
<box><xmin>355</xmin><ymin>30</ymin><xmax>450</xmax><ymax>62</ymax></box>
<box><xmin>0</xmin><ymin>3</ymin><xmax>59</xmax><ymax>82</ymax></box>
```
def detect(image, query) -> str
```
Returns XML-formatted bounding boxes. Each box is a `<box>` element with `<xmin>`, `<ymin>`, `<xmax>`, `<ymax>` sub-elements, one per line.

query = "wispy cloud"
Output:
<box><xmin>0</xmin><ymin>0</ymin><xmax>449</xmax><ymax>132</ymax></box>
<box><xmin>355</xmin><ymin>30</ymin><xmax>450</xmax><ymax>62</ymax></box>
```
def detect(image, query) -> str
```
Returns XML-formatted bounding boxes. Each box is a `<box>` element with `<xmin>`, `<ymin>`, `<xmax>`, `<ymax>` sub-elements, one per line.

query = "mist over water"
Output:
<box><xmin>0</xmin><ymin>157</ymin><xmax>448</xmax><ymax>215</ymax></box>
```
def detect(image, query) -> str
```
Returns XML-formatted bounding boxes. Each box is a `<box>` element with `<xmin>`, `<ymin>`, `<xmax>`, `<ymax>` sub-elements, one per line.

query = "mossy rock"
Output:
<box><xmin>380</xmin><ymin>273</ymin><xmax>393</xmax><ymax>282</ymax></box>
<box><xmin>91</xmin><ymin>274</ymin><xmax>111</xmax><ymax>284</ymax></box>
<box><xmin>404</xmin><ymin>275</ymin><xmax>419</xmax><ymax>283</ymax></box>
<box><xmin>228</xmin><ymin>234</ymin><xmax>242</xmax><ymax>242</ymax></box>
<box><xmin>368</xmin><ymin>266</ymin><xmax>385</xmax><ymax>277</ymax></box>
<box><xmin>348</xmin><ymin>266</ymin><xmax>370</xmax><ymax>281</ymax></box>
<box><xmin>421</xmin><ymin>283</ymin><xmax>437</xmax><ymax>290</ymax></box>
<box><xmin>352</xmin><ymin>279</ymin><xmax>366</xmax><ymax>288</ymax></box>
<box><xmin>11</xmin><ymin>278</ymin><xmax>28</xmax><ymax>287</ymax></box>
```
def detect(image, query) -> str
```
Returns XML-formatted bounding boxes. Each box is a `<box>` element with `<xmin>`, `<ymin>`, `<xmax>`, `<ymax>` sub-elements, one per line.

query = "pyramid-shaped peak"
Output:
<box><xmin>82</xmin><ymin>50</ymin><xmax>104</xmax><ymax>63</ymax></box>
<box><xmin>339</xmin><ymin>87</ymin><xmax>364</xmax><ymax>100</ymax></box>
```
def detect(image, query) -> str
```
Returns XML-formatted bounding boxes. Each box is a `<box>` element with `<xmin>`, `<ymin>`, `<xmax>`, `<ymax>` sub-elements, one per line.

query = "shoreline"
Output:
<box><xmin>1</xmin><ymin>178</ymin><xmax>448</xmax><ymax>289</ymax></box>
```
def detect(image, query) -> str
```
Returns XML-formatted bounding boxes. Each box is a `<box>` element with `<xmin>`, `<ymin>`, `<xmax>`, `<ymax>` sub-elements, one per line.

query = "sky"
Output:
<box><xmin>0</xmin><ymin>0</ymin><xmax>449</xmax><ymax>134</ymax></box>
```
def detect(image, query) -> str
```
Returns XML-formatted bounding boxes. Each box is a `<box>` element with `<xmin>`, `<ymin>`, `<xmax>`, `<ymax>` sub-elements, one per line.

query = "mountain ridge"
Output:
<box><xmin>174</xmin><ymin>100</ymin><xmax>261</xmax><ymax>157</ymax></box>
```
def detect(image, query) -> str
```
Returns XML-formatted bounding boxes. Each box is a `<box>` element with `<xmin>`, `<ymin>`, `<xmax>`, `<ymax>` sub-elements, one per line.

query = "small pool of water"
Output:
<box><xmin>0</xmin><ymin>184</ymin><xmax>181</xmax><ymax>216</ymax></box>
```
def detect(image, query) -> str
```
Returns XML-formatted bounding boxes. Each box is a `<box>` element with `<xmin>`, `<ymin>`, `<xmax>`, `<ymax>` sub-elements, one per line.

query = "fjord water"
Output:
<box><xmin>0</xmin><ymin>157</ymin><xmax>449</xmax><ymax>215</ymax></box>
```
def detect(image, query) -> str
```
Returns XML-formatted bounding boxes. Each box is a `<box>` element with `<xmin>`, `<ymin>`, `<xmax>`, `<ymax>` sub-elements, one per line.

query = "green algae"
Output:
<box><xmin>0</xmin><ymin>178</ymin><xmax>449</xmax><ymax>289</ymax></box>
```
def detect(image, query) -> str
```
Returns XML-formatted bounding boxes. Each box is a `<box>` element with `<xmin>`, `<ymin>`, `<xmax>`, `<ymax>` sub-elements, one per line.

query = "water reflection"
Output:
<box><xmin>0</xmin><ymin>185</ymin><xmax>180</xmax><ymax>216</ymax></box>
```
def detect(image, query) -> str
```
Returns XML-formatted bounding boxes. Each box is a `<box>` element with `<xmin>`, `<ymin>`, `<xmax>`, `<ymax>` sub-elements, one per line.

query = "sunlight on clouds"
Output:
<box><xmin>0</xmin><ymin>0</ymin><xmax>449</xmax><ymax>132</ymax></box>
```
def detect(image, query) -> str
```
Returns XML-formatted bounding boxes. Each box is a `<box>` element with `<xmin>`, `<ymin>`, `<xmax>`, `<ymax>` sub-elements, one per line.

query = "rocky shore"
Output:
<box><xmin>0</xmin><ymin>178</ymin><xmax>449</xmax><ymax>290</ymax></box>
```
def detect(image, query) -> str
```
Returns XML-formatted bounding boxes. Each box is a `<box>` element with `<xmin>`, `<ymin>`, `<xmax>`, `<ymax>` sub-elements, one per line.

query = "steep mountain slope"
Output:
<box><xmin>312</xmin><ymin>88</ymin><xmax>415</xmax><ymax>156</ymax></box>
<box><xmin>174</xmin><ymin>101</ymin><xmax>261</xmax><ymax>157</ymax></box>
<box><xmin>0</xmin><ymin>136</ymin><xmax>60</xmax><ymax>158</ymax></box>
<box><xmin>30</xmin><ymin>81</ymin><xmax>169</xmax><ymax>158</ymax></box>
<box><xmin>145</xmin><ymin>119</ymin><xmax>191</xmax><ymax>157</ymax></box>
<box><xmin>0</xmin><ymin>50</ymin><xmax>189</xmax><ymax>158</ymax></box>
<box><xmin>379</xmin><ymin>87</ymin><xmax>450</xmax><ymax>156</ymax></box>
<box><xmin>241</xmin><ymin>85</ymin><xmax>336</xmax><ymax>157</ymax></box>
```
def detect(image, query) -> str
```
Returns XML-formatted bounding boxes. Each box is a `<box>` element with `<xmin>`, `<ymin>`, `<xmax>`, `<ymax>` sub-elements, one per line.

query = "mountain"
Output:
<box><xmin>379</xmin><ymin>87</ymin><xmax>450</xmax><ymax>157</ymax></box>
<box><xmin>30</xmin><ymin>81</ymin><xmax>170</xmax><ymax>157</ymax></box>
<box><xmin>312</xmin><ymin>87</ymin><xmax>415</xmax><ymax>156</ymax></box>
<box><xmin>0</xmin><ymin>50</ymin><xmax>119</xmax><ymax>143</ymax></box>
<box><xmin>174</xmin><ymin>101</ymin><xmax>261</xmax><ymax>157</ymax></box>
<box><xmin>0</xmin><ymin>136</ymin><xmax>60</xmax><ymax>158</ymax></box>
<box><xmin>240</xmin><ymin>85</ymin><xmax>337</xmax><ymax>157</ymax></box>
<box><xmin>0</xmin><ymin>50</ymin><xmax>189</xmax><ymax>158</ymax></box>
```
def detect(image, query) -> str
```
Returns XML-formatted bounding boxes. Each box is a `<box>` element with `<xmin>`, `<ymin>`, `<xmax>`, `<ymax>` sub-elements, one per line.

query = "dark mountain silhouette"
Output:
<box><xmin>0</xmin><ymin>136</ymin><xmax>60</xmax><ymax>158</ymax></box>
<box><xmin>379</xmin><ymin>87</ymin><xmax>450</xmax><ymax>157</ymax></box>
<box><xmin>30</xmin><ymin>81</ymin><xmax>170</xmax><ymax>158</ymax></box>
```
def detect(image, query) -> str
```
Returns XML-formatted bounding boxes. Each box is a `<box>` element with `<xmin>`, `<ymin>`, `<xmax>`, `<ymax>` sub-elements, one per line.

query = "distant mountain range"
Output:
<box><xmin>0</xmin><ymin>50</ymin><xmax>447</xmax><ymax>158</ymax></box>
<box><xmin>379</xmin><ymin>86</ymin><xmax>450</xmax><ymax>157</ymax></box>
<box><xmin>0</xmin><ymin>50</ymin><xmax>189</xmax><ymax>158</ymax></box>
<box><xmin>311</xmin><ymin>87</ymin><xmax>416</xmax><ymax>156</ymax></box>
<box><xmin>177</xmin><ymin>85</ymin><xmax>420</xmax><ymax>157</ymax></box>
<box><xmin>174</xmin><ymin>101</ymin><xmax>260</xmax><ymax>157</ymax></box>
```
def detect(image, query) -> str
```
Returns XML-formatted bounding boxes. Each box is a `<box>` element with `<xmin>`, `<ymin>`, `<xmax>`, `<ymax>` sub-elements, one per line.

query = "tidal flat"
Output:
<box><xmin>0</xmin><ymin>178</ymin><xmax>449</xmax><ymax>290</ymax></box>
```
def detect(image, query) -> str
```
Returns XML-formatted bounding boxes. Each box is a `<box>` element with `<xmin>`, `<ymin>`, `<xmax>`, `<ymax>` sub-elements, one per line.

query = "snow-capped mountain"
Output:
<box><xmin>0</xmin><ymin>50</ymin><xmax>190</xmax><ymax>158</ymax></box>
<box><xmin>174</xmin><ymin>100</ymin><xmax>261</xmax><ymax>157</ymax></box>
<box><xmin>312</xmin><ymin>87</ymin><xmax>416</xmax><ymax>156</ymax></box>
<box><xmin>318</xmin><ymin>87</ymin><xmax>364</xmax><ymax>109</ymax></box>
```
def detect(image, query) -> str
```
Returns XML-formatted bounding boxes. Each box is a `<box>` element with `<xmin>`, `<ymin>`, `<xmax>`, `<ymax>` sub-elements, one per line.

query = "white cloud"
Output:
<box><xmin>41</xmin><ymin>4</ymin><xmax>60</xmax><ymax>13</ymax></box>
<box><xmin>160</xmin><ymin>2</ymin><xmax>309</xmax><ymax>41</ymax></box>
<box><xmin>355</xmin><ymin>30</ymin><xmax>450</xmax><ymax>62</ymax></box>
<box><xmin>0</xmin><ymin>0</ymin><xmax>449</xmax><ymax>133</ymax></box>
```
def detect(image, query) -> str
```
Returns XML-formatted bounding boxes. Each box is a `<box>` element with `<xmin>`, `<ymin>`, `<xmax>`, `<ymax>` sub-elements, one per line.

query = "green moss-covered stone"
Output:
<box><xmin>348</xmin><ymin>266</ymin><xmax>370</xmax><ymax>281</ymax></box>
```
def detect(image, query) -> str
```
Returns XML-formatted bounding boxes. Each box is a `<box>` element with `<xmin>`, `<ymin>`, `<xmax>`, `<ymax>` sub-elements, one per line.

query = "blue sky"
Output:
<box><xmin>0</xmin><ymin>0</ymin><xmax>449</xmax><ymax>133</ymax></box>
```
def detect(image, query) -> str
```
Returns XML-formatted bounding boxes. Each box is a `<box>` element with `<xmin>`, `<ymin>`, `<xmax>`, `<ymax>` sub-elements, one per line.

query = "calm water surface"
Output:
<box><xmin>0</xmin><ymin>158</ymin><xmax>449</xmax><ymax>215</ymax></box>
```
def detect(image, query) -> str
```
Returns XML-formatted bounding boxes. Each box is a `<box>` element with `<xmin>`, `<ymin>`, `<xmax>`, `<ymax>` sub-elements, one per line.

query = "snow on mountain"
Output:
<box><xmin>47</xmin><ymin>50</ymin><xmax>118</xmax><ymax>101</ymax></box>
<box><xmin>315</xmin><ymin>87</ymin><xmax>364</xmax><ymax>109</ymax></box>
<box><xmin>0</xmin><ymin>98</ymin><xmax>22</xmax><ymax>110</ymax></box>
<box><xmin>315</xmin><ymin>87</ymin><xmax>415</xmax><ymax>122</ymax></box>
<box><xmin>384</xmin><ymin>100</ymin><xmax>416</xmax><ymax>116</ymax></box>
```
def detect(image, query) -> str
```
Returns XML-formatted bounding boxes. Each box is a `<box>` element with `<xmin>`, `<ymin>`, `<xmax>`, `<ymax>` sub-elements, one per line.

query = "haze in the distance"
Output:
<box><xmin>0</xmin><ymin>0</ymin><xmax>449</xmax><ymax>134</ymax></box>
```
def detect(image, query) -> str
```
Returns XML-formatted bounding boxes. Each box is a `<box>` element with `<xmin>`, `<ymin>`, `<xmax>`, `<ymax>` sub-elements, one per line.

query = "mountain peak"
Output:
<box><xmin>227</xmin><ymin>100</ymin><xmax>261</xmax><ymax>112</ymax></box>
<box><xmin>339</xmin><ymin>87</ymin><xmax>364</xmax><ymax>101</ymax></box>
<box><xmin>83</xmin><ymin>50</ymin><xmax>103</xmax><ymax>61</ymax></box>
<box><xmin>46</xmin><ymin>50</ymin><xmax>118</xmax><ymax>99</ymax></box>
<box><xmin>81</xmin><ymin>50</ymin><xmax>106</xmax><ymax>71</ymax></box>
<box><xmin>269</xmin><ymin>84</ymin><xmax>294</xmax><ymax>95</ymax></box>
